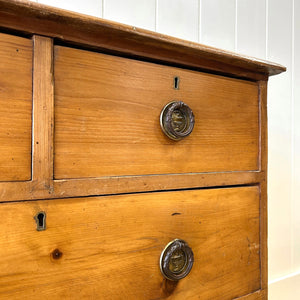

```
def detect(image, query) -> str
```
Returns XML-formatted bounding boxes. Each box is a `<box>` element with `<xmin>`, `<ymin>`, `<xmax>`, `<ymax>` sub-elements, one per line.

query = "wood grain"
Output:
<box><xmin>0</xmin><ymin>0</ymin><xmax>285</xmax><ymax>81</ymax></box>
<box><xmin>32</xmin><ymin>35</ymin><xmax>54</xmax><ymax>192</ymax></box>
<box><xmin>52</xmin><ymin>171</ymin><xmax>264</xmax><ymax>200</ymax></box>
<box><xmin>259</xmin><ymin>81</ymin><xmax>268</xmax><ymax>292</ymax></box>
<box><xmin>0</xmin><ymin>32</ymin><xmax>32</xmax><ymax>181</ymax></box>
<box><xmin>54</xmin><ymin>45</ymin><xmax>259</xmax><ymax>179</ymax></box>
<box><xmin>0</xmin><ymin>186</ymin><xmax>260</xmax><ymax>299</ymax></box>
<box><xmin>0</xmin><ymin>171</ymin><xmax>263</xmax><ymax>202</ymax></box>
<box><xmin>233</xmin><ymin>289</ymin><xmax>266</xmax><ymax>299</ymax></box>
<box><xmin>0</xmin><ymin>3</ymin><xmax>280</xmax><ymax>298</ymax></box>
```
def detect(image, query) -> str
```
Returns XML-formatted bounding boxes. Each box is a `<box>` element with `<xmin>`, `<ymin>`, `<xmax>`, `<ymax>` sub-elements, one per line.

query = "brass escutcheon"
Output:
<box><xmin>160</xmin><ymin>239</ymin><xmax>194</xmax><ymax>281</ymax></box>
<box><xmin>160</xmin><ymin>101</ymin><xmax>195</xmax><ymax>141</ymax></box>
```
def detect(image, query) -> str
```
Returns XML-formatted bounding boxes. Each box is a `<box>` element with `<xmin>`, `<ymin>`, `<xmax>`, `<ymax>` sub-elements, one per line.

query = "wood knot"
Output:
<box><xmin>51</xmin><ymin>248</ymin><xmax>63</xmax><ymax>260</ymax></box>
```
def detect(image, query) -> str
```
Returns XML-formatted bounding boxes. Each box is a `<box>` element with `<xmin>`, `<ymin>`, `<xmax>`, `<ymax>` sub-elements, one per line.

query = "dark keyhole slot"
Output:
<box><xmin>35</xmin><ymin>211</ymin><xmax>46</xmax><ymax>231</ymax></box>
<box><xmin>174</xmin><ymin>76</ymin><xmax>180</xmax><ymax>89</ymax></box>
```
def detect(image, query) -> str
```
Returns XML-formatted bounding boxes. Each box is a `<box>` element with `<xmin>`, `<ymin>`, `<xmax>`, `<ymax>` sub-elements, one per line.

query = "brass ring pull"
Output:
<box><xmin>160</xmin><ymin>239</ymin><xmax>194</xmax><ymax>281</ymax></box>
<box><xmin>160</xmin><ymin>101</ymin><xmax>195</xmax><ymax>141</ymax></box>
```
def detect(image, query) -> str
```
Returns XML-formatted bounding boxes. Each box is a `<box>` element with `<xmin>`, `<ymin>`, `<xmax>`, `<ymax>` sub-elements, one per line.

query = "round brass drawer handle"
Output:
<box><xmin>160</xmin><ymin>239</ymin><xmax>194</xmax><ymax>281</ymax></box>
<box><xmin>160</xmin><ymin>101</ymin><xmax>195</xmax><ymax>141</ymax></box>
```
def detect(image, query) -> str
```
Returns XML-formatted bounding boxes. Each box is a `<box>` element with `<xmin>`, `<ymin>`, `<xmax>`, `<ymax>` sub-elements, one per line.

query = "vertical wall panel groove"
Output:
<box><xmin>201</xmin><ymin>0</ymin><xmax>236</xmax><ymax>51</ymax></box>
<box><xmin>154</xmin><ymin>0</ymin><xmax>158</xmax><ymax>31</ymax></box>
<box><xmin>266</xmin><ymin>0</ymin><xmax>269</xmax><ymax>60</ymax></box>
<box><xmin>267</xmin><ymin>0</ymin><xmax>293</xmax><ymax>283</ymax></box>
<box><xmin>234</xmin><ymin>0</ymin><xmax>238</xmax><ymax>52</ymax></box>
<box><xmin>156</xmin><ymin>0</ymin><xmax>199</xmax><ymax>42</ymax></box>
<box><xmin>293</xmin><ymin>0</ymin><xmax>300</xmax><ymax>274</ymax></box>
<box><xmin>236</xmin><ymin>0</ymin><xmax>266</xmax><ymax>59</ymax></box>
<box><xmin>291</xmin><ymin>0</ymin><xmax>295</xmax><ymax>274</ymax></box>
<box><xmin>198</xmin><ymin>0</ymin><xmax>202</xmax><ymax>43</ymax></box>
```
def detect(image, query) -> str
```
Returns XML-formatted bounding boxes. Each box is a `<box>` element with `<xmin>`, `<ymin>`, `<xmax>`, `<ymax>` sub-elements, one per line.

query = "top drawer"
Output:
<box><xmin>0</xmin><ymin>33</ymin><xmax>32</xmax><ymax>181</ymax></box>
<box><xmin>54</xmin><ymin>46</ymin><xmax>259</xmax><ymax>179</ymax></box>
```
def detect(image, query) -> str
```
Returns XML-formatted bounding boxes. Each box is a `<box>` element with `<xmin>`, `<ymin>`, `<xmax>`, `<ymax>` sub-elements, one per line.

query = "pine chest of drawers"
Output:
<box><xmin>0</xmin><ymin>1</ymin><xmax>285</xmax><ymax>299</ymax></box>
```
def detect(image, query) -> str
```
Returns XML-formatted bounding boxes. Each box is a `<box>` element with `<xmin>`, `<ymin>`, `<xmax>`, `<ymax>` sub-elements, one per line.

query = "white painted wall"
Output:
<box><xmin>32</xmin><ymin>0</ymin><xmax>300</xmax><ymax>298</ymax></box>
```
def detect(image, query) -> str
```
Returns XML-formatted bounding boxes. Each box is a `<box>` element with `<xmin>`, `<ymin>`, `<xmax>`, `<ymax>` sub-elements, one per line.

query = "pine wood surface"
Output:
<box><xmin>258</xmin><ymin>81</ymin><xmax>268</xmax><ymax>290</ymax></box>
<box><xmin>54</xmin><ymin>45</ymin><xmax>259</xmax><ymax>179</ymax></box>
<box><xmin>0</xmin><ymin>186</ymin><xmax>260</xmax><ymax>299</ymax></box>
<box><xmin>0</xmin><ymin>33</ymin><xmax>32</xmax><ymax>181</ymax></box>
<box><xmin>0</xmin><ymin>171</ymin><xmax>262</xmax><ymax>202</ymax></box>
<box><xmin>233</xmin><ymin>289</ymin><xmax>266</xmax><ymax>300</ymax></box>
<box><xmin>0</xmin><ymin>1</ymin><xmax>279</xmax><ymax>294</ymax></box>
<box><xmin>32</xmin><ymin>36</ymin><xmax>54</xmax><ymax>192</ymax></box>
<box><xmin>0</xmin><ymin>0</ymin><xmax>285</xmax><ymax>81</ymax></box>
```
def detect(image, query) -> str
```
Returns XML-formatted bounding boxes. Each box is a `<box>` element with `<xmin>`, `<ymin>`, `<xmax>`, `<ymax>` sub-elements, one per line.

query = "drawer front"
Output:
<box><xmin>0</xmin><ymin>187</ymin><xmax>260</xmax><ymax>299</ymax></box>
<box><xmin>54</xmin><ymin>46</ymin><xmax>259</xmax><ymax>179</ymax></box>
<box><xmin>0</xmin><ymin>33</ymin><xmax>32</xmax><ymax>181</ymax></box>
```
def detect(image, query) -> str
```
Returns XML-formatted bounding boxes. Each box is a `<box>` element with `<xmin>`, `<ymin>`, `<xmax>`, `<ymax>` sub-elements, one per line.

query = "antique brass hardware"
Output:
<box><xmin>160</xmin><ymin>239</ymin><xmax>194</xmax><ymax>281</ymax></box>
<box><xmin>160</xmin><ymin>101</ymin><xmax>195</xmax><ymax>141</ymax></box>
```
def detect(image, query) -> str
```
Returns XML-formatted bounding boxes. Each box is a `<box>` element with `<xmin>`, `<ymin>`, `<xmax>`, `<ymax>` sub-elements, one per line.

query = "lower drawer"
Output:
<box><xmin>0</xmin><ymin>186</ymin><xmax>260</xmax><ymax>299</ymax></box>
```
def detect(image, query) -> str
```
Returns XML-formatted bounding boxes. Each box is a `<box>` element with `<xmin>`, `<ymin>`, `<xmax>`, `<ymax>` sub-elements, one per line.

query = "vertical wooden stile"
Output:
<box><xmin>32</xmin><ymin>36</ymin><xmax>54</xmax><ymax>193</ymax></box>
<box><xmin>259</xmin><ymin>80</ymin><xmax>268</xmax><ymax>293</ymax></box>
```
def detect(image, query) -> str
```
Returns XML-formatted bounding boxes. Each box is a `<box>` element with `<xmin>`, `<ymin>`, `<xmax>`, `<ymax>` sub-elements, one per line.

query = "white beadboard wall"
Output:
<box><xmin>32</xmin><ymin>0</ymin><xmax>299</xmax><ymax>298</ymax></box>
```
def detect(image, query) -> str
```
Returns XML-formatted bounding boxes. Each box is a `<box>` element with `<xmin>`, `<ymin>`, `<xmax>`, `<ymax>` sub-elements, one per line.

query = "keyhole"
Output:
<box><xmin>174</xmin><ymin>76</ymin><xmax>180</xmax><ymax>89</ymax></box>
<box><xmin>34</xmin><ymin>211</ymin><xmax>46</xmax><ymax>231</ymax></box>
